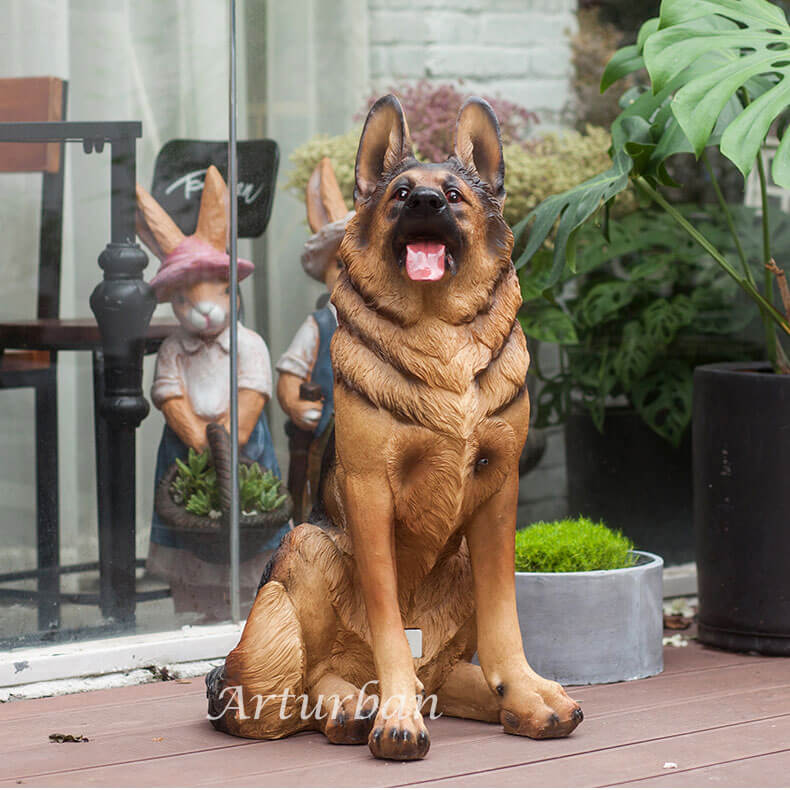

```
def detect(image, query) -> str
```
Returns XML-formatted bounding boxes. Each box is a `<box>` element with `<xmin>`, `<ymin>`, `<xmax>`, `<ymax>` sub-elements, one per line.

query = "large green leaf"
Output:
<box><xmin>642</xmin><ymin>296</ymin><xmax>696</xmax><ymax>346</ymax></box>
<box><xmin>518</xmin><ymin>302</ymin><xmax>579</xmax><ymax>344</ymax></box>
<box><xmin>600</xmin><ymin>17</ymin><xmax>660</xmax><ymax>93</ymax></box>
<box><xmin>511</xmin><ymin>152</ymin><xmax>632</xmax><ymax>287</ymax></box>
<box><xmin>513</xmin><ymin>40</ymin><xmax>716</xmax><ymax>280</ymax></box>
<box><xmin>575</xmin><ymin>212</ymin><xmax>681</xmax><ymax>273</ymax></box>
<box><xmin>534</xmin><ymin>379</ymin><xmax>569</xmax><ymax>428</ymax></box>
<box><xmin>599</xmin><ymin>45</ymin><xmax>642</xmax><ymax>94</ymax></box>
<box><xmin>517</xmin><ymin>249</ymin><xmax>558</xmax><ymax>300</ymax></box>
<box><xmin>580</xmin><ymin>282</ymin><xmax>636</xmax><ymax>327</ymax></box>
<box><xmin>659</xmin><ymin>0</ymin><xmax>786</xmax><ymax>30</ymax></box>
<box><xmin>631</xmin><ymin>360</ymin><xmax>694</xmax><ymax>446</ymax></box>
<box><xmin>645</xmin><ymin>0</ymin><xmax>790</xmax><ymax>185</ymax></box>
<box><xmin>614</xmin><ymin>321</ymin><xmax>657</xmax><ymax>390</ymax></box>
<box><xmin>628</xmin><ymin>254</ymin><xmax>677</xmax><ymax>287</ymax></box>
<box><xmin>580</xmin><ymin>352</ymin><xmax>619</xmax><ymax>433</ymax></box>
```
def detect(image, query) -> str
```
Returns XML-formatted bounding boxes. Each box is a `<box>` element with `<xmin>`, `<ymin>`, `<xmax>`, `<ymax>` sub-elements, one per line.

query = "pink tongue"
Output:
<box><xmin>405</xmin><ymin>242</ymin><xmax>446</xmax><ymax>281</ymax></box>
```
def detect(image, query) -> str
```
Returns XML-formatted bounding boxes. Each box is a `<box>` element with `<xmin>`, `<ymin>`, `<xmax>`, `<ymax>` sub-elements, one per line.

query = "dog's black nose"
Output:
<box><xmin>404</xmin><ymin>186</ymin><xmax>446</xmax><ymax>216</ymax></box>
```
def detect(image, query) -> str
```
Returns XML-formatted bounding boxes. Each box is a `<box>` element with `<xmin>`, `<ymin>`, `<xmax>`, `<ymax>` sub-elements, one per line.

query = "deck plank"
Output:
<box><xmin>613</xmin><ymin>749</ymin><xmax>790</xmax><ymax>787</ymax></box>
<box><xmin>658</xmin><ymin>643</ymin><xmax>764</xmax><ymax>675</ymax></box>
<box><xmin>0</xmin><ymin>642</ymin><xmax>787</xmax><ymax>787</ymax></box>
<box><xmin>407</xmin><ymin>714</ymin><xmax>790</xmax><ymax>786</ymax></box>
<box><xmin>0</xmin><ymin>649</ymin><xmax>779</xmax><ymax>754</ymax></box>
<box><xmin>0</xmin><ymin>675</ymin><xmax>205</xmax><ymax>720</ymax></box>
<box><xmin>211</xmin><ymin>682</ymin><xmax>790</xmax><ymax>788</ymax></box>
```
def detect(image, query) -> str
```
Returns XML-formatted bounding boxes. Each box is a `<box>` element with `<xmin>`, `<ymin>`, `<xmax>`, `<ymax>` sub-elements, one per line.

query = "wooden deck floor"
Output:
<box><xmin>1</xmin><ymin>639</ymin><xmax>788</xmax><ymax>787</ymax></box>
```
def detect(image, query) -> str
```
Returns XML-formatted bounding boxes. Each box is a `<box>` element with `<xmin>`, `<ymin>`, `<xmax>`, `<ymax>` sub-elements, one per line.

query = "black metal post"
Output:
<box><xmin>34</xmin><ymin>367</ymin><xmax>60</xmax><ymax>631</ymax></box>
<box><xmin>89</xmin><ymin>135</ymin><xmax>155</xmax><ymax>625</ymax></box>
<box><xmin>92</xmin><ymin>350</ymin><xmax>114</xmax><ymax>618</ymax></box>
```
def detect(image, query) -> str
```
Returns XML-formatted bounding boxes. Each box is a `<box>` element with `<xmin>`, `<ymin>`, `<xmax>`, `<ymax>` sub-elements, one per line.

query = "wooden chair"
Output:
<box><xmin>0</xmin><ymin>81</ymin><xmax>173</xmax><ymax>635</ymax></box>
<box><xmin>0</xmin><ymin>78</ymin><xmax>67</xmax><ymax>632</ymax></box>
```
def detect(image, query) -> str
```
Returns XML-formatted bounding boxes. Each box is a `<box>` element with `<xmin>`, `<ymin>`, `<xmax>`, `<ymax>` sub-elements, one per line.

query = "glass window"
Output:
<box><xmin>0</xmin><ymin>1</ymin><xmax>244</xmax><ymax>645</ymax></box>
<box><xmin>3</xmin><ymin>0</ymin><xmax>785</xmax><ymax>655</ymax></box>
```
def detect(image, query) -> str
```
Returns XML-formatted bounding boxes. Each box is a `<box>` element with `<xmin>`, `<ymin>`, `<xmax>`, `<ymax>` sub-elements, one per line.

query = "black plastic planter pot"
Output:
<box><xmin>693</xmin><ymin>362</ymin><xmax>790</xmax><ymax>655</ymax></box>
<box><xmin>565</xmin><ymin>409</ymin><xmax>693</xmax><ymax>565</ymax></box>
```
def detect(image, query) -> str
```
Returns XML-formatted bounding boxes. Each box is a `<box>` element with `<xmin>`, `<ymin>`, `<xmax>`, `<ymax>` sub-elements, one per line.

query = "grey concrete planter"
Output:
<box><xmin>516</xmin><ymin>551</ymin><xmax>664</xmax><ymax>685</ymax></box>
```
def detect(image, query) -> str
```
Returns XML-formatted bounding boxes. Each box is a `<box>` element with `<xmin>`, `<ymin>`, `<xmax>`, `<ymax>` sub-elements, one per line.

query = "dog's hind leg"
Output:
<box><xmin>431</xmin><ymin>661</ymin><xmax>500</xmax><ymax>723</ymax></box>
<box><xmin>207</xmin><ymin>579</ymin><xmax>309</xmax><ymax>739</ymax></box>
<box><xmin>207</xmin><ymin>523</ymin><xmax>350</xmax><ymax>739</ymax></box>
<box><xmin>308</xmin><ymin>673</ymin><xmax>378</xmax><ymax>744</ymax></box>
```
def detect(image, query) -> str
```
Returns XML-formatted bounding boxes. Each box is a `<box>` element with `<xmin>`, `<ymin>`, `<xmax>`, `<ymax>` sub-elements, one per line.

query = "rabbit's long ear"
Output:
<box><xmin>306</xmin><ymin>157</ymin><xmax>349</xmax><ymax>232</ymax></box>
<box><xmin>194</xmin><ymin>165</ymin><xmax>229</xmax><ymax>251</ymax></box>
<box><xmin>136</xmin><ymin>184</ymin><xmax>185</xmax><ymax>260</ymax></box>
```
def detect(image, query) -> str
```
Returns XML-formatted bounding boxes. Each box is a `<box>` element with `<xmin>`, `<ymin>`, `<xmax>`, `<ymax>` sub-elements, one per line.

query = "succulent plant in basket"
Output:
<box><xmin>156</xmin><ymin>424</ymin><xmax>292</xmax><ymax>564</ymax></box>
<box><xmin>170</xmin><ymin>450</ymin><xmax>287</xmax><ymax>519</ymax></box>
<box><xmin>515</xmin><ymin>0</ymin><xmax>790</xmax><ymax>656</ymax></box>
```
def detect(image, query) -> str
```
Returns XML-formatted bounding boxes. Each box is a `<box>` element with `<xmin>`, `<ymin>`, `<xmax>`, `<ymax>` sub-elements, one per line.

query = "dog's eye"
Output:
<box><xmin>394</xmin><ymin>187</ymin><xmax>410</xmax><ymax>201</ymax></box>
<box><xmin>445</xmin><ymin>189</ymin><xmax>462</xmax><ymax>204</ymax></box>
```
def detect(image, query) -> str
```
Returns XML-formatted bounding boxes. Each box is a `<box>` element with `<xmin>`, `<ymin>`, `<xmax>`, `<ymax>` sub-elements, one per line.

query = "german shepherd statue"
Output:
<box><xmin>206</xmin><ymin>95</ymin><xmax>583</xmax><ymax>761</ymax></box>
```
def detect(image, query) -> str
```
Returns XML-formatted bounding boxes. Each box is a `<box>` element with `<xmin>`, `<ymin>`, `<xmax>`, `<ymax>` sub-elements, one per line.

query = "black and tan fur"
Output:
<box><xmin>207</xmin><ymin>95</ymin><xmax>582</xmax><ymax>760</ymax></box>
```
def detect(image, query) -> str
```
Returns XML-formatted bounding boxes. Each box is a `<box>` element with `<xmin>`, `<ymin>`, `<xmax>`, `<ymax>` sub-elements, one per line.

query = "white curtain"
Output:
<box><xmin>0</xmin><ymin>0</ymin><xmax>233</xmax><ymax>576</ymax></box>
<box><xmin>0</xmin><ymin>0</ymin><xmax>370</xmax><ymax>598</ymax></box>
<box><xmin>257</xmin><ymin>0</ymin><xmax>369</xmax><ymax>460</ymax></box>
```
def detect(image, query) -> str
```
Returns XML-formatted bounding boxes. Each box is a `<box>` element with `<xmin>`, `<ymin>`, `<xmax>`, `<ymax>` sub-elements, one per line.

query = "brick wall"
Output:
<box><xmin>367</xmin><ymin>0</ymin><xmax>578</xmax><ymax>127</ymax></box>
<box><xmin>368</xmin><ymin>0</ymin><xmax>577</xmax><ymax>525</ymax></box>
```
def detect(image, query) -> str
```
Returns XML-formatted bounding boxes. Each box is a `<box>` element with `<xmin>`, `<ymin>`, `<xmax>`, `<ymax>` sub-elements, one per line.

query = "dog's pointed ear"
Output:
<box><xmin>454</xmin><ymin>98</ymin><xmax>505</xmax><ymax>203</ymax></box>
<box><xmin>354</xmin><ymin>94</ymin><xmax>413</xmax><ymax>204</ymax></box>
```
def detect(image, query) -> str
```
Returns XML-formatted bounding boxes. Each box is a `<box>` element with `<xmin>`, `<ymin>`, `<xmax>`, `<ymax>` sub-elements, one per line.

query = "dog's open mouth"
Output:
<box><xmin>405</xmin><ymin>241</ymin><xmax>445</xmax><ymax>281</ymax></box>
<box><xmin>398</xmin><ymin>241</ymin><xmax>457</xmax><ymax>281</ymax></box>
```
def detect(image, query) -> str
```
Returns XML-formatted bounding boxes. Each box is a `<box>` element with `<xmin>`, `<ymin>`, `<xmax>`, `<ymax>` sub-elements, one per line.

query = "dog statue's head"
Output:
<box><xmin>339</xmin><ymin>94</ymin><xmax>514</xmax><ymax>326</ymax></box>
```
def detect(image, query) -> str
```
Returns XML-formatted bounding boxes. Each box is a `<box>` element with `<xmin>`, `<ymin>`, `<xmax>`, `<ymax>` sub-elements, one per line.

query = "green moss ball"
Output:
<box><xmin>514</xmin><ymin>517</ymin><xmax>635</xmax><ymax>573</ymax></box>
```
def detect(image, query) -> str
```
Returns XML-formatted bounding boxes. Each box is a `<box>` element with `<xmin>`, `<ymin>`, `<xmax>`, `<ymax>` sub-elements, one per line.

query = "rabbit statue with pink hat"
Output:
<box><xmin>137</xmin><ymin>165</ymin><xmax>289</xmax><ymax>619</ymax></box>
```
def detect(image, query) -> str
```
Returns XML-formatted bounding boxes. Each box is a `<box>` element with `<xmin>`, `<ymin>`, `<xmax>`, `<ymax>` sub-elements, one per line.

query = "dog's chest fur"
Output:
<box><xmin>330</xmin><ymin>264</ymin><xmax>529</xmax><ymax>590</ymax></box>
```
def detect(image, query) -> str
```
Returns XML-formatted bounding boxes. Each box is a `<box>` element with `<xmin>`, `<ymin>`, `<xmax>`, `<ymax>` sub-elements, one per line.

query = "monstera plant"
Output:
<box><xmin>521</xmin><ymin>204</ymin><xmax>774</xmax><ymax>445</ymax></box>
<box><xmin>516</xmin><ymin>0</ymin><xmax>790</xmax><ymax>368</ymax></box>
<box><xmin>516</xmin><ymin>0</ymin><xmax>790</xmax><ymax>657</ymax></box>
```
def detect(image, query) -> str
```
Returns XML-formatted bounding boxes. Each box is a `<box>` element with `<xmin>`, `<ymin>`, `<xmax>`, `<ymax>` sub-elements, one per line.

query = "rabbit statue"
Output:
<box><xmin>137</xmin><ymin>165</ymin><xmax>289</xmax><ymax>620</ymax></box>
<box><xmin>276</xmin><ymin>158</ymin><xmax>353</xmax><ymax>519</ymax></box>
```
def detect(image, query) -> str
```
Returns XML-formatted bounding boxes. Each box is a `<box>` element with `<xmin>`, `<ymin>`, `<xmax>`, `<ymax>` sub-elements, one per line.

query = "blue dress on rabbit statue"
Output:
<box><xmin>136</xmin><ymin>165</ymin><xmax>289</xmax><ymax>617</ymax></box>
<box><xmin>149</xmin><ymin>323</ymin><xmax>289</xmax><ymax>558</ymax></box>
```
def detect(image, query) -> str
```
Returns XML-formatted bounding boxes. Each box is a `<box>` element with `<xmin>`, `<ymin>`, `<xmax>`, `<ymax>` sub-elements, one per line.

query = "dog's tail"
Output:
<box><xmin>205</xmin><ymin>581</ymin><xmax>308</xmax><ymax>739</ymax></box>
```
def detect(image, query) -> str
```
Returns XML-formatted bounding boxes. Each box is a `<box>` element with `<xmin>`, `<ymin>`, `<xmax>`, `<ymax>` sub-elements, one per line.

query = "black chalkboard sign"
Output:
<box><xmin>150</xmin><ymin>139</ymin><xmax>279</xmax><ymax>238</ymax></box>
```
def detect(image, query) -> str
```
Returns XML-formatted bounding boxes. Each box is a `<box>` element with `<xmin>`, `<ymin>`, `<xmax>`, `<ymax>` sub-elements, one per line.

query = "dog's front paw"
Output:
<box><xmin>499</xmin><ymin>679</ymin><xmax>583</xmax><ymax>739</ymax></box>
<box><xmin>323</xmin><ymin>694</ymin><xmax>378</xmax><ymax>745</ymax></box>
<box><xmin>368</xmin><ymin>699</ymin><xmax>430</xmax><ymax>760</ymax></box>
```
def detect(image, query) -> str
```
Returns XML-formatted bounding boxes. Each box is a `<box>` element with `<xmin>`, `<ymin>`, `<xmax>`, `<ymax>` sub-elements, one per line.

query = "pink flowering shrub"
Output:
<box><xmin>358</xmin><ymin>81</ymin><xmax>539</xmax><ymax>162</ymax></box>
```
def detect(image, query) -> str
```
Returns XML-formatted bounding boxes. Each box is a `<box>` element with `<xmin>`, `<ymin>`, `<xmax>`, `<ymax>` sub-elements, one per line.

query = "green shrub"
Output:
<box><xmin>285</xmin><ymin>124</ymin><xmax>636</xmax><ymax>230</ymax></box>
<box><xmin>514</xmin><ymin>517</ymin><xmax>635</xmax><ymax>573</ymax></box>
<box><xmin>520</xmin><ymin>204</ymin><xmax>770</xmax><ymax>446</ymax></box>
<box><xmin>284</xmin><ymin>125</ymin><xmax>362</xmax><ymax>211</ymax></box>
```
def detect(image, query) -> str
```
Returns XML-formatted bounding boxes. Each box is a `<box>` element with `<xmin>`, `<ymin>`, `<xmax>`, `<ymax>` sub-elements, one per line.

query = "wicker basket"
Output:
<box><xmin>154</xmin><ymin>423</ymin><xmax>292</xmax><ymax>564</ymax></box>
